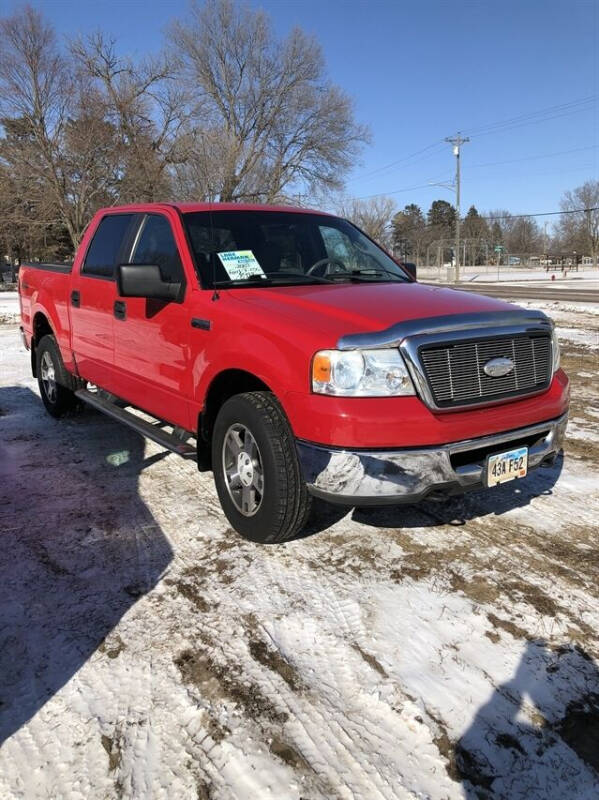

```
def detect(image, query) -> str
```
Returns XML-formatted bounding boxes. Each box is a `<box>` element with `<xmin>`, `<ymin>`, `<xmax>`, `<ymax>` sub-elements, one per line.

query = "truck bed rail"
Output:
<box><xmin>22</xmin><ymin>262</ymin><xmax>73</xmax><ymax>274</ymax></box>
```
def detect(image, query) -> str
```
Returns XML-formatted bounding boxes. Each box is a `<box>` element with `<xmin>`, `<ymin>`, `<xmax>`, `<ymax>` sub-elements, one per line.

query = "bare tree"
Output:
<box><xmin>0</xmin><ymin>6</ymin><xmax>76</xmax><ymax>247</ymax></box>
<box><xmin>0</xmin><ymin>135</ymin><xmax>72</xmax><ymax>263</ymax></box>
<box><xmin>0</xmin><ymin>7</ymin><xmax>125</xmax><ymax>250</ymax></box>
<box><xmin>558</xmin><ymin>180</ymin><xmax>599</xmax><ymax>266</ymax></box>
<box><xmin>337</xmin><ymin>196</ymin><xmax>396</xmax><ymax>248</ymax></box>
<box><xmin>505</xmin><ymin>217</ymin><xmax>542</xmax><ymax>255</ymax></box>
<box><xmin>71</xmin><ymin>33</ymin><xmax>187</xmax><ymax>203</ymax></box>
<box><xmin>171</xmin><ymin>0</ymin><xmax>368</xmax><ymax>203</ymax></box>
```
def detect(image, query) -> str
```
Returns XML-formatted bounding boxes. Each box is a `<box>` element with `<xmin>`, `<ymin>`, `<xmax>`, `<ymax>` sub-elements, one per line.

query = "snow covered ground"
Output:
<box><xmin>0</xmin><ymin>291</ymin><xmax>19</xmax><ymax>325</ymax></box>
<box><xmin>1</xmin><ymin>301</ymin><xmax>598</xmax><ymax>800</ymax></box>
<box><xmin>418</xmin><ymin>266</ymin><xmax>599</xmax><ymax>286</ymax></box>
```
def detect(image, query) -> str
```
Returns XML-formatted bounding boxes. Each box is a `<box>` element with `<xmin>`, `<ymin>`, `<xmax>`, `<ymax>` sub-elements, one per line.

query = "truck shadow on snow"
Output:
<box><xmin>450</xmin><ymin>638</ymin><xmax>599</xmax><ymax>798</ymax></box>
<box><xmin>350</xmin><ymin>453</ymin><xmax>564</xmax><ymax>532</ymax></box>
<box><xmin>0</xmin><ymin>386</ymin><xmax>173</xmax><ymax>748</ymax></box>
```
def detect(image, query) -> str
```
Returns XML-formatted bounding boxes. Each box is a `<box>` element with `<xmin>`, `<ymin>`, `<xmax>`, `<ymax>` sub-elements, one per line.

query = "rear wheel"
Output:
<box><xmin>36</xmin><ymin>334</ymin><xmax>80</xmax><ymax>418</ymax></box>
<box><xmin>212</xmin><ymin>392</ymin><xmax>312</xmax><ymax>543</ymax></box>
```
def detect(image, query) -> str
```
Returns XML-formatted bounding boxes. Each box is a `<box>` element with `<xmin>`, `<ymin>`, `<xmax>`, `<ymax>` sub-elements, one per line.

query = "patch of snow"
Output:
<box><xmin>567</xmin><ymin>419</ymin><xmax>599</xmax><ymax>442</ymax></box>
<box><xmin>555</xmin><ymin>326</ymin><xmax>599</xmax><ymax>350</ymax></box>
<box><xmin>1</xmin><ymin>305</ymin><xmax>599</xmax><ymax>799</ymax></box>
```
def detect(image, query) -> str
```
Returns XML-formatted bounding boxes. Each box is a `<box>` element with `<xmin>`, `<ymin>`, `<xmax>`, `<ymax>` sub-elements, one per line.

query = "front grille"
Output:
<box><xmin>419</xmin><ymin>333</ymin><xmax>552</xmax><ymax>408</ymax></box>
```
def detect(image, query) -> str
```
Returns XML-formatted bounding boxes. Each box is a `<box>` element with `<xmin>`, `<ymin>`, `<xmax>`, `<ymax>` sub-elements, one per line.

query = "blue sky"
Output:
<box><xmin>5</xmin><ymin>0</ymin><xmax>598</xmax><ymax>218</ymax></box>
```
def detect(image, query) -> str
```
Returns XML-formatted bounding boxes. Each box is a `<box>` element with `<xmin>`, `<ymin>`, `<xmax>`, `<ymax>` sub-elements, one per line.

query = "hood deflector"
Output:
<box><xmin>337</xmin><ymin>310</ymin><xmax>553</xmax><ymax>351</ymax></box>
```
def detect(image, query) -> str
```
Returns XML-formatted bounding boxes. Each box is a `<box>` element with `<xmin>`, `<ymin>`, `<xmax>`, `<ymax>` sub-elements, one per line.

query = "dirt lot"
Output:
<box><xmin>0</xmin><ymin>299</ymin><xmax>598</xmax><ymax>799</ymax></box>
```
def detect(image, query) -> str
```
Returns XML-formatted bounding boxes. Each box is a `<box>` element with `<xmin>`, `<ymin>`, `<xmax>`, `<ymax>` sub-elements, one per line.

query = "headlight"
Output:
<box><xmin>312</xmin><ymin>349</ymin><xmax>415</xmax><ymax>396</ymax></box>
<box><xmin>551</xmin><ymin>325</ymin><xmax>561</xmax><ymax>374</ymax></box>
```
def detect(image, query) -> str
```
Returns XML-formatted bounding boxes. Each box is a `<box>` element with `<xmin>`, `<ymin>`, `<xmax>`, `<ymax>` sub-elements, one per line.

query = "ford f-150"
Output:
<box><xmin>18</xmin><ymin>203</ymin><xmax>569</xmax><ymax>542</ymax></box>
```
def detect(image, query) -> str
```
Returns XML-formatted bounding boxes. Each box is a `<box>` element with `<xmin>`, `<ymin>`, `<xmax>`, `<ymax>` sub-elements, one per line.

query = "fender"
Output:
<box><xmin>23</xmin><ymin>262</ymin><xmax>78</xmax><ymax>375</ymax></box>
<box><xmin>31</xmin><ymin>294</ymin><xmax>75</xmax><ymax>371</ymax></box>
<box><xmin>191</xmin><ymin>326</ymin><xmax>309</xmax><ymax>424</ymax></box>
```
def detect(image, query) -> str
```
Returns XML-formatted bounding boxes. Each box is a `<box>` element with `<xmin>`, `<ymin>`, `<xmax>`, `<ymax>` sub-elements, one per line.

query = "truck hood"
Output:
<box><xmin>230</xmin><ymin>281</ymin><xmax>518</xmax><ymax>343</ymax></box>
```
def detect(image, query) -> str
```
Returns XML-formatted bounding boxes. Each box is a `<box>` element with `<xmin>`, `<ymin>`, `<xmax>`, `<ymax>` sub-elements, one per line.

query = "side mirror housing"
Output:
<box><xmin>117</xmin><ymin>264</ymin><xmax>181</xmax><ymax>301</ymax></box>
<box><xmin>403</xmin><ymin>262</ymin><xmax>417</xmax><ymax>280</ymax></box>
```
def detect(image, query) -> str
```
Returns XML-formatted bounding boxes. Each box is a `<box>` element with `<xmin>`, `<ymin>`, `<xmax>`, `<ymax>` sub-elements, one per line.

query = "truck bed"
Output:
<box><xmin>19</xmin><ymin>262</ymin><xmax>75</xmax><ymax>365</ymax></box>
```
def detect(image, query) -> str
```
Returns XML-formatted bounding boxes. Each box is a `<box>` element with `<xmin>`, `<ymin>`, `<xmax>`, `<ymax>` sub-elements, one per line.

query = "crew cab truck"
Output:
<box><xmin>18</xmin><ymin>203</ymin><xmax>569</xmax><ymax>543</ymax></box>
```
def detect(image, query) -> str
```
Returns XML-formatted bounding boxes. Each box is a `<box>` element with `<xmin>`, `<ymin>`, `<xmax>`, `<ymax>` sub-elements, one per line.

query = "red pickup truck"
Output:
<box><xmin>18</xmin><ymin>203</ymin><xmax>569</xmax><ymax>542</ymax></box>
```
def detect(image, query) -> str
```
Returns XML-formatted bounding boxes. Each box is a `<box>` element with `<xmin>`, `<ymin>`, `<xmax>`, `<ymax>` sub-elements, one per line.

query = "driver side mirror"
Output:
<box><xmin>403</xmin><ymin>262</ymin><xmax>417</xmax><ymax>280</ymax></box>
<box><xmin>117</xmin><ymin>264</ymin><xmax>181</xmax><ymax>301</ymax></box>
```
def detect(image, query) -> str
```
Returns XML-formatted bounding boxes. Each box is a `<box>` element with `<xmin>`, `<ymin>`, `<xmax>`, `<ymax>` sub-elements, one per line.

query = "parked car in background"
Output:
<box><xmin>1</xmin><ymin>262</ymin><xmax>18</xmax><ymax>283</ymax></box>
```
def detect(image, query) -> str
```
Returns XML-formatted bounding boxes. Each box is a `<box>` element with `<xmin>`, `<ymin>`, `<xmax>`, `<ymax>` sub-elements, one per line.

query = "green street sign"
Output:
<box><xmin>494</xmin><ymin>245</ymin><xmax>504</xmax><ymax>252</ymax></box>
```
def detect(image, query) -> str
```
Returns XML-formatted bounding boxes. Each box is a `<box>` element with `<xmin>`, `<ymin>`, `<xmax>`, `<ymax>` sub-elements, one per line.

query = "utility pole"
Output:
<box><xmin>445</xmin><ymin>133</ymin><xmax>469</xmax><ymax>282</ymax></box>
<box><xmin>585</xmin><ymin>207</ymin><xmax>597</xmax><ymax>268</ymax></box>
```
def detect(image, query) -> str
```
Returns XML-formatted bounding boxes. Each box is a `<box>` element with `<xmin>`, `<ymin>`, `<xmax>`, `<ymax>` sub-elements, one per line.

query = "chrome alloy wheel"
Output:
<box><xmin>40</xmin><ymin>350</ymin><xmax>57</xmax><ymax>403</ymax></box>
<box><xmin>222</xmin><ymin>423</ymin><xmax>264</xmax><ymax>516</ymax></box>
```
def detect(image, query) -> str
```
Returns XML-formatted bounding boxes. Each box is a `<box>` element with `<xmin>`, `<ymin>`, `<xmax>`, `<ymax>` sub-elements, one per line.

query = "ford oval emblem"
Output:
<box><xmin>483</xmin><ymin>356</ymin><xmax>514</xmax><ymax>378</ymax></box>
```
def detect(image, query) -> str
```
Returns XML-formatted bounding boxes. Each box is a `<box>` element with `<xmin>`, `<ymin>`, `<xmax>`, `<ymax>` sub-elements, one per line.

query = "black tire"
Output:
<box><xmin>36</xmin><ymin>334</ymin><xmax>81</xmax><ymax>418</ymax></box>
<box><xmin>212</xmin><ymin>392</ymin><xmax>312</xmax><ymax>543</ymax></box>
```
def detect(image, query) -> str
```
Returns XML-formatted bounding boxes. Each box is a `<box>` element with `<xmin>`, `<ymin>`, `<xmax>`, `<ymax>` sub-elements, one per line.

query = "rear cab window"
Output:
<box><xmin>82</xmin><ymin>214</ymin><xmax>136</xmax><ymax>279</ymax></box>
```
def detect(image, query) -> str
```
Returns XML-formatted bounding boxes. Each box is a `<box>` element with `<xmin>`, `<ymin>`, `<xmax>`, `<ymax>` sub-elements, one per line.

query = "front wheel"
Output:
<box><xmin>212</xmin><ymin>392</ymin><xmax>312</xmax><ymax>543</ymax></box>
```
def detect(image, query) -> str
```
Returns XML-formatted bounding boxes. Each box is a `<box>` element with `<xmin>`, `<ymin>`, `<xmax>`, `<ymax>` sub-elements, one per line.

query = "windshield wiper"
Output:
<box><xmin>329</xmin><ymin>269</ymin><xmax>406</xmax><ymax>283</ymax></box>
<box><xmin>260</xmin><ymin>271</ymin><xmax>334</xmax><ymax>284</ymax></box>
<box><xmin>213</xmin><ymin>272</ymin><xmax>334</xmax><ymax>287</ymax></box>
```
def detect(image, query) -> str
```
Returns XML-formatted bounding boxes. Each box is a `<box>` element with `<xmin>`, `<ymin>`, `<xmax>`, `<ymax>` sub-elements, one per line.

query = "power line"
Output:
<box><xmin>352</xmin><ymin>160</ymin><xmax>595</xmax><ymax>201</ymax></box>
<box><xmin>384</xmin><ymin>207</ymin><xmax>597</xmax><ymax>234</ymax></box>
<box><xmin>351</xmin><ymin>140</ymin><xmax>445</xmax><ymax>181</ymax></box>
<box><xmin>462</xmin><ymin>96</ymin><xmax>596</xmax><ymax>138</ymax></box>
<box><xmin>473</xmin><ymin>107</ymin><xmax>597</xmax><ymax>140</ymax></box>
<box><xmin>481</xmin><ymin>206</ymin><xmax>598</xmax><ymax>222</ymax></box>
<box><xmin>413</xmin><ymin>207</ymin><xmax>598</xmax><ymax>226</ymax></box>
<box><xmin>467</xmin><ymin>144</ymin><xmax>598</xmax><ymax>169</ymax></box>
<box><xmin>356</xmin><ymin>144</ymin><xmax>448</xmax><ymax>184</ymax></box>
<box><xmin>348</xmin><ymin>96</ymin><xmax>597</xmax><ymax>186</ymax></box>
<box><xmin>354</xmin><ymin>178</ymin><xmax>446</xmax><ymax>200</ymax></box>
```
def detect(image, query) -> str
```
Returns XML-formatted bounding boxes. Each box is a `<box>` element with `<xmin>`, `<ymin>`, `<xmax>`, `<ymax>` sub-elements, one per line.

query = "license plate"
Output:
<box><xmin>486</xmin><ymin>446</ymin><xmax>528</xmax><ymax>486</ymax></box>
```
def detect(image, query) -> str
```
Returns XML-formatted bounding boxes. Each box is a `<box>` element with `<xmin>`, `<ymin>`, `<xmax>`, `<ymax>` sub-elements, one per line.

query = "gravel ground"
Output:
<box><xmin>0</xmin><ymin>301</ymin><xmax>598</xmax><ymax>800</ymax></box>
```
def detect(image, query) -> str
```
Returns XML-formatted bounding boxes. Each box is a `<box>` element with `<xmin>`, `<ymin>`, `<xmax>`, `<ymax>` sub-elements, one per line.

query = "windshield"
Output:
<box><xmin>183</xmin><ymin>210</ymin><xmax>411</xmax><ymax>288</ymax></box>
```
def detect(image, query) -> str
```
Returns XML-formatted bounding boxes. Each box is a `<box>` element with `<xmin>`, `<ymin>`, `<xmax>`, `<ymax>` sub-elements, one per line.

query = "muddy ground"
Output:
<box><xmin>0</xmin><ymin>301</ymin><xmax>598</xmax><ymax>799</ymax></box>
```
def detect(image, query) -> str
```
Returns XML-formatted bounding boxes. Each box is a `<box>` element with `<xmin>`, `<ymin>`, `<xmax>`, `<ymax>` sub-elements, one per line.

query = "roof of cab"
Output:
<box><xmin>97</xmin><ymin>202</ymin><xmax>334</xmax><ymax>216</ymax></box>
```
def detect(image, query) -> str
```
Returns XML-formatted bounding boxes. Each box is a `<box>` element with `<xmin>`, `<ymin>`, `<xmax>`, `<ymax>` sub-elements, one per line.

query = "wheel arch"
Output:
<box><xmin>30</xmin><ymin>311</ymin><xmax>55</xmax><ymax>377</ymax></box>
<box><xmin>198</xmin><ymin>368</ymin><xmax>273</xmax><ymax>447</ymax></box>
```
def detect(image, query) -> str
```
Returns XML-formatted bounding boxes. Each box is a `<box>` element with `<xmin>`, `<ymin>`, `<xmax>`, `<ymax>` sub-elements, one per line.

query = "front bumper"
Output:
<box><xmin>296</xmin><ymin>413</ymin><xmax>568</xmax><ymax>505</ymax></box>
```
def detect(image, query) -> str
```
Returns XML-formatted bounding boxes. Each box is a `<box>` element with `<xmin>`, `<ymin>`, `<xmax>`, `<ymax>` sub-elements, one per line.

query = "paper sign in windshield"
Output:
<box><xmin>217</xmin><ymin>250</ymin><xmax>265</xmax><ymax>281</ymax></box>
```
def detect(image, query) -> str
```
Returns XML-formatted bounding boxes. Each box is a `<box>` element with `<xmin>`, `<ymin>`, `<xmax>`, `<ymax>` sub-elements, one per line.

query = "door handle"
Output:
<box><xmin>71</xmin><ymin>290</ymin><xmax>80</xmax><ymax>308</ymax></box>
<box><xmin>114</xmin><ymin>300</ymin><xmax>126</xmax><ymax>321</ymax></box>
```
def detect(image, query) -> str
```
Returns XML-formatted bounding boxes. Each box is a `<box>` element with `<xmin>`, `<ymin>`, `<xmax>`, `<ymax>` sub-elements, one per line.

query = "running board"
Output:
<box><xmin>75</xmin><ymin>389</ymin><xmax>197</xmax><ymax>459</ymax></box>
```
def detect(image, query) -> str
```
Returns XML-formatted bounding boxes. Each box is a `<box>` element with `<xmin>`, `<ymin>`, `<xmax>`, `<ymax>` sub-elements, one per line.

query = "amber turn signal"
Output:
<box><xmin>312</xmin><ymin>353</ymin><xmax>331</xmax><ymax>383</ymax></box>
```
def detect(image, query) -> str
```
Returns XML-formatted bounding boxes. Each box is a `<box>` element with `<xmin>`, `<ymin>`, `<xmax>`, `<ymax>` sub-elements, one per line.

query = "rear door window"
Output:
<box><xmin>82</xmin><ymin>214</ymin><xmax>135</xmax><ymax>278</ymax></box>
<box><xmin>129</xmin><ymin>214</ymin><xmax>184</xmax><ymax>283</ymax></box>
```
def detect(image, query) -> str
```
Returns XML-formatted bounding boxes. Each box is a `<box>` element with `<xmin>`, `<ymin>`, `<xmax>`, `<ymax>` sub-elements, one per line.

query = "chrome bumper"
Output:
<box><xmin>296</xmin><ymin>413</ymin><xmax>568</xmax><ymax>505</ymax></box>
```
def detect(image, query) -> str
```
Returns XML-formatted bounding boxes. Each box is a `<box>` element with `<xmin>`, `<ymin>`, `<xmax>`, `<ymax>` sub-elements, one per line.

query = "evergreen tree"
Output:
<box><xmin>392</xmin><ymin>203</ymin><xmax>426</xmax><ymax>261</ymax></box>
<box><xmin>427</xmin><ymin>199</ymin><xmax>456</xmax><ymax>232</ymax></box>
<box><xmin>461</xmin><ymin>205</ymin><xmax>490</xmax><ymax>240</ymax></box>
